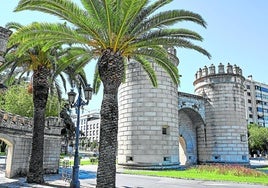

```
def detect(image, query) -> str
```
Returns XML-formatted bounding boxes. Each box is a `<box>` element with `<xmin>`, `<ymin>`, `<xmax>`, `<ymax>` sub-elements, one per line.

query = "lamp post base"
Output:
<box><xmin>70</xmin><ymin>165</ymin><xmax>80</xmax><ymax>188</ymax></box>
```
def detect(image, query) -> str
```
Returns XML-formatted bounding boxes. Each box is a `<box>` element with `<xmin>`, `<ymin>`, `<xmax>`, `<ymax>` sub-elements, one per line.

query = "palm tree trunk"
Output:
<box><xmin>96</xmin><ymin>49</ymin><xmax>124</xmax><ymax>188</ymax></box>
<box><xmin>27</xmin><ymin>66</ymin><xmax>49</xmax><ymax>183</ymax></box>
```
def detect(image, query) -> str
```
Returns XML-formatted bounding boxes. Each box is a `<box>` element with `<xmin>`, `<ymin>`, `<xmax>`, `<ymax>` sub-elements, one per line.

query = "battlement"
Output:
<box><xmin>0</xmin><ymin>110</ymin><xmax>63</xmax><ymax>132</ymax></box>
<box><xmin>195</xmin><ymin>63</ymin><xmax>243</xmax><ymax>80</ymax></box>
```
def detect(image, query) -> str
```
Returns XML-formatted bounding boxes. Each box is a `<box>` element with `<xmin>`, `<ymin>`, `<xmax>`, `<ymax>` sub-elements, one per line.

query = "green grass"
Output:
<box><xmin>258</xmin><ymin>167</ymin><xmax>268</xmax><ymax>170</ymax></box>
<box><xmin>124</xmin><ymin>164</ymin><xmax>268</xmax><ymax>185</ymax></box>
<box><xmin>80</xmin><ymin>158</ymin><xmax>98</xmax><ymax>165</ymax></box>
<box><xmin>60</xmin><ymin>157</ymin><xmax>98</xmax><ymax>166</ymax></box>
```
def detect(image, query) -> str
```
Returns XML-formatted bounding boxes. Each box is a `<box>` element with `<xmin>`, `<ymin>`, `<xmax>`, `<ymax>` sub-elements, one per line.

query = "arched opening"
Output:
<box><xmin>179</xmin><ymin>136</ymin><xmax>187</xmax><ymax>165</ymax></box>
<box><xmin>0</xmin><ymin>139</ymin><xmax>7</xmax><ymax>173</ymax></box>
<box><xmin>0</xmin><ymin>135</ymin><xmax>14</xmax><ymax>178</ymax></box>
<box><xmin>178</xmin><ymin>108</ymin><xmax>205</xmax><ymax>165</ymax></box>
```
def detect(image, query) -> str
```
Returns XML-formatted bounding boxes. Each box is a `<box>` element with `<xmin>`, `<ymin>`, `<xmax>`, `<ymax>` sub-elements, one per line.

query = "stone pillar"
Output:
<box><xmin>194</xmin><ymin>64</ymin><xmax>249</xmax><ymax>164</ymax></box>
<box><xmin>118</xmin><ymin>48</ymin><xmax>180</xmax><ymax>168</ymax></box>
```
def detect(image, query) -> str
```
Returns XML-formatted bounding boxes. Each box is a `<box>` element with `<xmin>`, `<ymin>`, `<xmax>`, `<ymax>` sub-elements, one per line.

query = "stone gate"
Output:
<box><xmin>178</xmin><ymin>92</ymin><xmax>206</xmax><ymax>165</ymax></box>
<box><xmin>118</xmin><ymin>47</ymin><xmax>249</xmax><ymax>169</ymax></box>
<box><xmin>0</xmin><ymin>110</ymin><xmax>63</xmax><ymax>178</ymax></box>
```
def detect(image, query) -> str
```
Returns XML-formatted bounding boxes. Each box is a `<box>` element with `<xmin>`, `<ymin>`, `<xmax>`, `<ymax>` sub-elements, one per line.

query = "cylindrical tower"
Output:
<box><xmin>118</xmin><ymin>48</ymin><xmax>180</xmax><ymax>168</ymax></box>
<box><xmin>194</xmin><ymin>63</ymin><xmax>249</xmax><ymax>164</ymax></box>
<box><xmin>0</xmin><ymin>26</ymin><xmax>12</xmax><ymax>65</ymax></box>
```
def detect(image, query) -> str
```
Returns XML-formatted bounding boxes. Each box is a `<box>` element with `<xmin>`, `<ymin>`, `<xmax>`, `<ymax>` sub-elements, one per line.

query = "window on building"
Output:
<box><xmin>163</xmin><ymin>156</ymin><xmax>171</xmax><ymax>162</ymax></box>
<box><xmin>213</xmin><ymin>155</ymin><xmax>221</xmax><ymax>160</ymax></box>
<box><xmin>240</xmin><ymin>134</ymin><xmax>246</xmax><ymax>142</ymax></box>
<box><xmin>257</xmin><ymin>107</ymin><xmax>263</xmax><ymax>112</ymax></box>
<box><xmin>126</xmin><ymin>156</ymin><xmax>133</xmax><ymax>162</ymax></box>
<box><xmin>261</xmin><ymin>87</ymin><xmax>268</xmax><ymax>93</ymax></box>
<box><xmin>247</xmin><ymin>92</ymin><xmax>251</xmax><ymax>96</ymax></box>
<box><xmin>249</xmin><ymin>114</ymin><xmax>253</xmax><ymax>118</ymax></box>
<box><xmin>256</xmin><ymin>100</ymin><xmax>262</xmax><ymax>104</ymax></box>
<box><xmin>248</xmin><ymin>99</ymin><xmax>251</xmax><ymax>103</ymax></box>
<box><xmin>246</xmin><ymin>85</ymin><xmax>250</xmax><ymax>89</ymax></box>
<box><xmin>162</xmin><ymin>125</ymin><xmax>170</xmax><ymax>135</ymax></box>
<box><xmin>248</xmin><ymin>107</ymin><xmax>252</xmax><ymax>112</ymax></box>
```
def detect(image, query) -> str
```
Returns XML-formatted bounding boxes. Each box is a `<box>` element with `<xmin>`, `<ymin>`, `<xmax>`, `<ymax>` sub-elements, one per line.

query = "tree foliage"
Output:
<box><xmin>0</xmin><ymin>83</ymin><xmax>62</xmax><ymax>117</ymax></box>
<box><xmin>248</xmin><ymin>124</ymin><xmax>268</xmax><ymax>155</ymax></box>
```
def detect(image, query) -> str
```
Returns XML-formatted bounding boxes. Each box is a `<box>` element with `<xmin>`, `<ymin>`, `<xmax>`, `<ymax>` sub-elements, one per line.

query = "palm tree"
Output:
<box><xmin>10</xmin><ymin>0</ymin><xmax>211</xmax><ymax>186</ymax></box>
<box><xmin>1</xmin><ymin>23</ymin><xmax>89</xmax><ymax>183</ymax></box>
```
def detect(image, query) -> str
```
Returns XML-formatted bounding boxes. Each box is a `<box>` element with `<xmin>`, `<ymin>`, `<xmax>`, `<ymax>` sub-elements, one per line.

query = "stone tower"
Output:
<box><xmin>193</xmin><ymin>63</ymin><xmax>249</xmax><ymax>163</ymax></box>
<box><xmin>0</xmin><ymin>26</ymin><xmax>12</xmax><ymax>65</ymax></box>
<box><xmin>118</xmin><ymin>48</ymin><xmax>180</xmax><ymax>168</ymax></box>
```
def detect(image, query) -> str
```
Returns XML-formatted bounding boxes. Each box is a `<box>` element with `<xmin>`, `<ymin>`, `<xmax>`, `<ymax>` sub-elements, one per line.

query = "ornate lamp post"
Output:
<box><xmin>68</xmin><ymin>84</ymin><xmax>92</xmax><ymax>188</ymax></box>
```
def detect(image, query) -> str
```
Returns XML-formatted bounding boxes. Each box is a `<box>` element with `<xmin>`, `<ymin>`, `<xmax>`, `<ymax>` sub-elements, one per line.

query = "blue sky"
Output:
<box><xmin>1</xmin><ymin>0</ymin><xmax>268</xmax><ymax>111</ymax></box>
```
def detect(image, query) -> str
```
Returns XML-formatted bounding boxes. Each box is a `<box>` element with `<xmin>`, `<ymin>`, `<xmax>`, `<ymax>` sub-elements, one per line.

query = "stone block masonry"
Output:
<box><xmin>194</xmin><ymin>63</ymin><xmax>249</xmax><ymax>164</ymax></box>
<box><xmin>118</xmin><ymin>48</ymin><xmax>180</xmax><ymax>168</ymax></box>
<box><xmin>0</xmin><ymin>111</ymin><xmax>63</xmax><ymax>178</ymax></box>
<box><xmin>117</xmin><ymin>45</ymin><xmax>249</xmax><ymax>168</ymax></box>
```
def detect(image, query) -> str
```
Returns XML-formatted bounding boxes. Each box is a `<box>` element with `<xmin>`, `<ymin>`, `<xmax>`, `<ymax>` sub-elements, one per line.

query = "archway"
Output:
<box><xmin>0</xmin><ymin>134</ymin><xmax>14</xmax><ymax>178</ymax></box>
<box><xmin>179</xmin><ymin>136</ymin><xmax>187</xmax><ymax>165</ymax></box>
<box><xmin>178</xmin><ymin>108</ymin><xmax>205</xmax><ymax>165</ymax></box>
<box><xmin>0</xmin><ymin>139</ymin><xmax>7</xmax><ymax>173</ymax></box>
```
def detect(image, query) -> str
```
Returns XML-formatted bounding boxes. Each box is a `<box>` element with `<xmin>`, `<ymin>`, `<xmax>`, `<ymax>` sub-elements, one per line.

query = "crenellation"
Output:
<box><xmin>209</xmin><ymin>64</ymin><xmax>216</xmax><ymax>75</ymax></box>
<box><xmin>195</xmin><ymin>63</ymin><xmax>244</xmax><ymax>84</ymax></box>
<box><xmin>202</xmin><ymin>66</ymin><xmax>208</xmax><ymax>77</ymax></box>
<box><xmin>226</xmin><ymin>63</ymin><xmax>233</xmax><ymax>73</ymax></box>
<box><xmin>0</xmin><ymin>111</ymin><xmax>63</xmax><ymax>132</ymax></box>
<box><xmin>218</xmin><ymin>63</ymin><xmax>225</xmax><ymax>73</ymax></box>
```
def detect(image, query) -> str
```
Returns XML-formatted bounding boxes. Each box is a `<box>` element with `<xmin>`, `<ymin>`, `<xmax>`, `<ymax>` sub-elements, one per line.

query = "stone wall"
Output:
<box><xmin>0</xmin><ymin>110</ymin><xmax>63</xmax><ymax>177</ymax></box>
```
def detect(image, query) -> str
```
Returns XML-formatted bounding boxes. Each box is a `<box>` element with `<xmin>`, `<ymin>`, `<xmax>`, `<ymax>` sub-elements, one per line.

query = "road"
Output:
<box><xmin>0</xmin><ymin>160</ymin><xmax>267</xmax><ymax>188</ymax></box>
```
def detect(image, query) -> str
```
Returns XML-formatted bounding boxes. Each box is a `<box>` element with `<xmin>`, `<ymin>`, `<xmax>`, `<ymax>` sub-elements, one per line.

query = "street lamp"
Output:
<box><xmin>68</xmin><ymin>84</ymin><xmax>93</xmax><ymax>188</ymax></box>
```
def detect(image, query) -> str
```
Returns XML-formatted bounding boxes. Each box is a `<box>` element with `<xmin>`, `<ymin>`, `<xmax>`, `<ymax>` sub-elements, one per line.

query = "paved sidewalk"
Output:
<box><xmin>0</xmin><ymin>166</ymin><xmax>97</xmax><ymax>188</ymax></box>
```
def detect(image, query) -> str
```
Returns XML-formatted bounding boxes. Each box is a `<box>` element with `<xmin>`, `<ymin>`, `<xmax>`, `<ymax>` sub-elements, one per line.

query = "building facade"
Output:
<box><xmin>244</xmin><ymin>76</ymin><xmax>268</xmax><ymax>127</ymax></box>
<box><xmin>73</xmin><ymin>111</ymin><xmax>101</xmax><ymax>143</ymax></box>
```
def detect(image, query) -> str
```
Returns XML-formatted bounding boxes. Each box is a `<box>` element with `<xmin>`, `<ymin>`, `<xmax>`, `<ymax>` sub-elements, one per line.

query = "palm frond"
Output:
<box><xmin>15</xmin><ymin>0</ymin><xmax>104</xmax><ymax>42</ymax></box>
<box><xmin>133</xmin><ymin>9</ymin><xmax>207</xmax><ymax>36</ymax></box>
<box><xmin>113</xmin><ymin>0</ymin><xmax>147</xmax><ymax>51</ymax></box>
<box><xmin>133</xmin><ymin>55</ymin><xmax>158</xmax><ymax>87</ymax></box>
<box><xmin>131</xmin><ymin>37</ymin><xmax>211</xmax><ymax>59</ymax></box>
<box><xmin>138</xmin><ymin>28</ymin><xmax>203</xmax><ymax>41</ymax></box>
<box><xmin>134</xmin><ymin>48</ymin><xmax>179</xmax><ymax>85</ymax></box>
<box><xmin>93</xmin><ymin>64</ymin><xmax>101</xmax><ymax>94</ymax></box>
<box><xmin>8</xmin><ymin>23</ymin><xmax>92</xmax><ymax>55</ymax></box>
<box><xmin>130</xmin><ymin>0</ymin><xmax>171</xmax><ymax>31</ymax></box>
<box><xmin>5</xmin><ymin>22</ymin><xmax>23</xmax><ymax>30</ymax></box>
